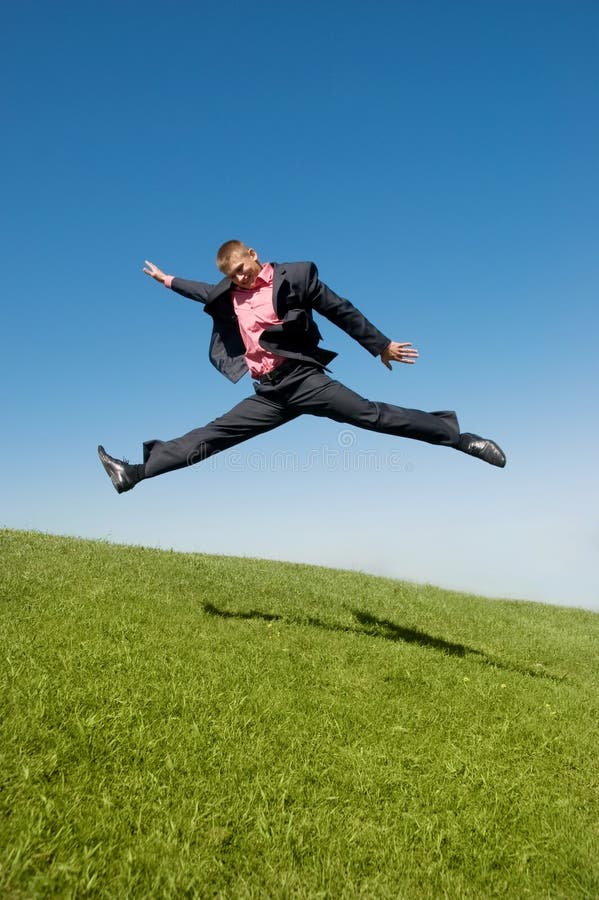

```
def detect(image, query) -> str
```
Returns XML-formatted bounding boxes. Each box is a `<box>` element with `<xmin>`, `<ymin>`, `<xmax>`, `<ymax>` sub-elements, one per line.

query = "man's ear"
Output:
<box><xmin>248</xmin><ymin>248</ymin><xmax>258</xmax><ymax>261</ymax></box>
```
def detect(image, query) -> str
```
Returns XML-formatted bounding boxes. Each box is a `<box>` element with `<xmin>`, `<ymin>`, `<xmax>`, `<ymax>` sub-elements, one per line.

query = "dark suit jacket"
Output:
<box><xmin>170</xmin><ymin>261</ymin><xmax>390</xmax><ymax>383</ymax></box>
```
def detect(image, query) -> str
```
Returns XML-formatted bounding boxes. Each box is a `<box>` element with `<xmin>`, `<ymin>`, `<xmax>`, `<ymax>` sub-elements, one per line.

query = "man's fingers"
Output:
<box><xmin>143</xmin><ymin>260</ymin><xmax>165</xmax><ymax>280</ymax></box>
<box><xmin>389</xmin><ymin>343</ymin><xmax>419</xmax><ymax>357</ymax></box>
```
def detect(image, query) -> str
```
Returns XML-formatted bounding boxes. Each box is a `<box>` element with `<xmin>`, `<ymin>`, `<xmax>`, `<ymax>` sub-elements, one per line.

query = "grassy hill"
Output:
<box><xmin>1</xmin><ymin>528</ymin><xmax>598</xmax><ymax>898</ymax></box>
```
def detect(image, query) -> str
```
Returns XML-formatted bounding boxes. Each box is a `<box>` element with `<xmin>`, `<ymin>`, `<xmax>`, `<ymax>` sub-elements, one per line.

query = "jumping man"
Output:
<box><xmin>98</xmin><ymin>241</ymin><xmax>505</xmax><ymax>493</ymax></box>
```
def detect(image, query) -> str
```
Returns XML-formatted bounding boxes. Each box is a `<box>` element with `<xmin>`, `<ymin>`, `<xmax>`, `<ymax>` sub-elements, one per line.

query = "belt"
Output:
<box><xmin>255</xmin><ymin>359</ymin><xmax>299</xmax><ymax>385</ymax></box>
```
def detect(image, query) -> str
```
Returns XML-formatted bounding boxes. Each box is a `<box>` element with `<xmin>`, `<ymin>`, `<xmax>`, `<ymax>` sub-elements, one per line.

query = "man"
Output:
<box><xmin>98</xmin><ymin>241</ymin><xmax>505</xmax><ymax>493</ymax></box>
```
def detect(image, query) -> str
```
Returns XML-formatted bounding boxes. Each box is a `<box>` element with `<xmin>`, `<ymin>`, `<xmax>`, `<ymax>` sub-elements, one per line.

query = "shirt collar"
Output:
<box><xmin>254</xmin><ymin>262</ymin><xmax>274</xmax><ymax>287</ymax></box>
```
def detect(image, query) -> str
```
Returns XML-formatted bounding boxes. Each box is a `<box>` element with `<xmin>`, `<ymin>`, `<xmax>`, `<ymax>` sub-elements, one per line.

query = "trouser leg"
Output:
<box><xmin>142</xmin><ymin>392</ymin><xmax>297</xmax><ymax>478</ymax></box>
<box><xmin>288</xmin><ymin>370</ymin><xmax>460</xmax><ymax>446</ymax></box>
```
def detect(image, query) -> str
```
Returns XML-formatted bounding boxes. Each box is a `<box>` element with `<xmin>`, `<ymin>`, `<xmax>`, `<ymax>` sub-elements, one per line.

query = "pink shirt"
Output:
<box><xmin>230</xmin><ymin>263</ymin><xmax>287</xmax><ymax>377</ymax></box>
<box><xmin>165</xmin><ymin>264</ymin><xmax>286</xmax><ymax>378</ymax></box>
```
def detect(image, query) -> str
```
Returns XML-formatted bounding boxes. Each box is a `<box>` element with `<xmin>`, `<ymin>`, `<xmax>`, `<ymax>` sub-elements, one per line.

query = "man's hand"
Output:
<box><xmin>380</xmin><ymin>341</ymin><xmax>419</xmax><ymax>370</ymax></box>
<box><xmin>143</xmin><ymin>260</ymin><xmax>167</xmax><ymax>284</ymax></box>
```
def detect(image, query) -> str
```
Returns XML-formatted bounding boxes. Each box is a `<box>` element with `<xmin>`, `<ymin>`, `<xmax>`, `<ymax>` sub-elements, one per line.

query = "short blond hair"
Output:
<box><xmin>216</xmin><ymin>239</ymin><xmax>249</xmax><ymax>272</ymax></box>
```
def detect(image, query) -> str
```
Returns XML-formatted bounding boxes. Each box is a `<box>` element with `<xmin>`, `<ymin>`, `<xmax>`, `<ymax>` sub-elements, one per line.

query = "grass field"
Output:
<box><xmin>1</xmin><ymin>528</ymin><xmax>598</xmax><ymax>898</ymax></box>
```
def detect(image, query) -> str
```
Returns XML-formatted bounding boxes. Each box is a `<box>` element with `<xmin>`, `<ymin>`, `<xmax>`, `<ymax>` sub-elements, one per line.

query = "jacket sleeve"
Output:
<box><xmin>306</xmin><ymin>263</ymin><xmax>390</xmax><ymax>357</ymax></box>
<box><xmin>170</xmin><ymin>277</ymin><xmax>215</xmax><ymax>304</ymax></box>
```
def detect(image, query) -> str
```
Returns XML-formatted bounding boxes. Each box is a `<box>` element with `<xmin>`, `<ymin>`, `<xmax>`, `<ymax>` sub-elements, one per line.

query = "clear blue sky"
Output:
<box><xmin>2</xmin><ymin>1</ymin><xmax>598</xmax><ymax>610</ymax></box>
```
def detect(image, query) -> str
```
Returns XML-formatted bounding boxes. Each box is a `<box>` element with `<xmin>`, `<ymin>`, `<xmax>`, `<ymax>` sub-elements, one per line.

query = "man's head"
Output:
<box><xmin>216</xmin><ymin>240</ymin><xmax>262</xmax><ymax>289</ymax></box>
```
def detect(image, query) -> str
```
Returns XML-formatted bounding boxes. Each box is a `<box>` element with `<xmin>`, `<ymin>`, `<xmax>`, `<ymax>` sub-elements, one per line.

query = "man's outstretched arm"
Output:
<box><xmin>306</xmin><ymin>262</ymin><xmax>419</xmax><ymax>370</ymax></box>
<box><xmin>143</xmin><ymin>260</ymin><xmax>214</xmax><ymax>304</ymax></box>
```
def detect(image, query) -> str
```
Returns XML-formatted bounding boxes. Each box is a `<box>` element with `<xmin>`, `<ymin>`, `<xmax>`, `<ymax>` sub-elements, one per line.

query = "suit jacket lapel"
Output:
<box><xmin>272</xmin><ymin>263</ymin><xmax>287</xmax><ymax>320</ymax></box>
<box><xmin>205</xmin><ymin>276</ymin><xmax>232</xmax><ymax>307</ymax></box>
<box><xmin>203</xmin><ymin>275</ymin><xmax>235</xmax><ymax>321</ymax></box>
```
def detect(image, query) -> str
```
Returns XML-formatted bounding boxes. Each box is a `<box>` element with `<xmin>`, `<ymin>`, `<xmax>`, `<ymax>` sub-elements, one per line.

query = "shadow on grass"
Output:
<box><xmin>203</xmin><ymin>602</ymin><xmax>563</xmax><ymax>682</ymax></box>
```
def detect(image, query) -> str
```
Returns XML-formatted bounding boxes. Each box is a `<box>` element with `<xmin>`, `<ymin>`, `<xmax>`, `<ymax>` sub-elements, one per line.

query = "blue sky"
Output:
<box><xmin>2</xmin><ymin>1</ymin><xmax>598</xmax><ymax>610</ymax></box>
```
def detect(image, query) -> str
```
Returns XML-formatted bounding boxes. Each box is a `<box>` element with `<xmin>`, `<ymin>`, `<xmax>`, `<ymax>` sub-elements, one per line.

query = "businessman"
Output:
<box><xmin>98</xmin><ymin>240</ymin><xmax>506</xmax><ymax>493</ymax></box>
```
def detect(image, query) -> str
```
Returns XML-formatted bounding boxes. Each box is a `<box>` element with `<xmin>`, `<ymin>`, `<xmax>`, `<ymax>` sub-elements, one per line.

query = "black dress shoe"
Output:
<box><xmin>457</xmin><ymin>433</ymin><xmax>506</xmax><ymax>468</ymax></box>
<box><xmin>97</xmin><ymin>445</ymin><xmax>140</xmax><ymax>493</ymax></box>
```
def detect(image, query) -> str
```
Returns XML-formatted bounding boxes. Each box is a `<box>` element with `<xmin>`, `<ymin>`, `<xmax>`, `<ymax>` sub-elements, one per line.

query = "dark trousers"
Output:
<box><xmin>142</xmin><ymin>362</ymin><xmax>460</xmax><ymax>478</ymax></box>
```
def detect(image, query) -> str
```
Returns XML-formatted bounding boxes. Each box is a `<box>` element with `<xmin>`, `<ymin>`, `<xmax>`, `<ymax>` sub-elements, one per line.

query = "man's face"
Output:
<box><xmin>224</xmin><ymin>248</ymin><xmax>262</xmax><ymax>289</ymax></box>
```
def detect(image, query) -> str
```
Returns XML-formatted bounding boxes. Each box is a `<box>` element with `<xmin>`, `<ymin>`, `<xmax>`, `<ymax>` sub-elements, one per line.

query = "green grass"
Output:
<box><xmin>1</xmin><ymin>528</ymin><xmax>598</xmax><ymax>898</ymax></box>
